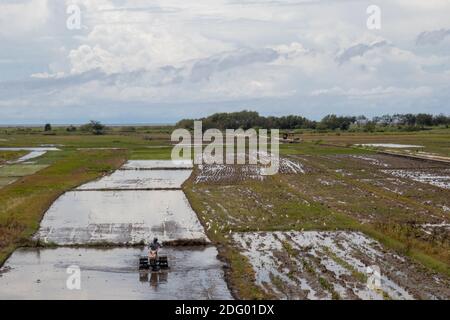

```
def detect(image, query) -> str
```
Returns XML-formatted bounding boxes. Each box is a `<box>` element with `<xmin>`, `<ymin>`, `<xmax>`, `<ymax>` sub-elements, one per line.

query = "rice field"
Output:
<box><xmin>0</xmin><ymin>129</ymin><xmax>449</xmax><ymax>300</ymax></box>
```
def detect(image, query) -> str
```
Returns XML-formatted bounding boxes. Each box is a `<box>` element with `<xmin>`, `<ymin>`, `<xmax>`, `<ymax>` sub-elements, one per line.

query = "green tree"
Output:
<box><xmin>415</xmin><ymin>113</ymin><xmax>433</xmax><ymax>127</ymax></box>
<box><xmin>80</xmin><ymin>120</ymin><xmax>105</xmax><ymax>135</ymax></box>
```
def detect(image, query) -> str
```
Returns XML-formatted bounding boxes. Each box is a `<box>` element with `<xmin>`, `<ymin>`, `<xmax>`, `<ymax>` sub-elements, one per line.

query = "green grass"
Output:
<box><xmin>129</xmin><ymin>147</ymin><xmax>173</xmax><ymax>160</ymax></box>
<box><xmin>185</xmin><ymin>175</ymin><xmax>359</xmax><ymax>234</ymax></box>
<box><xmin>0</xmin><ymin>151</ymin><xmax>27</xmax><ymax>163</ymax></box>
<box><xmin>0</xmin><ymin>149</ymin><xmax>127</xmax><ymax>265</ymax></box>
<box><xmin>0</xmin><ymin>132</ymin><xmax>171</xmax><ymax>149</ymax></box>
<box><xmin>0</xmin><ymin>164</ymin><xmax>48</xmax><ymax>177</ymax></box>
<box><xmin>0</xmin><ymin>177</ymin><xmax>18</xmax><ymax>188</ymax></box>
<box><xmin>361</xmin><ymin>226</ymin><xmax>450</xmax><ymax>277</ymax></box>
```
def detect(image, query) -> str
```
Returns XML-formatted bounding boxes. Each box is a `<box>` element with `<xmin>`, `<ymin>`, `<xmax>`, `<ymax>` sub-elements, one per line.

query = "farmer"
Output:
<box><xmin>149</xmin><ymin>237</ymin><xmax>162</xmax><ymax>251</ymax></box>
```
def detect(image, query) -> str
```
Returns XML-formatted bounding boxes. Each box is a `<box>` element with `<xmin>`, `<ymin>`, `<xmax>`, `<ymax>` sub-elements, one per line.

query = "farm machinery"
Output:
<box><xmin>139</xmin><ymin>238</ymin><xmax>169</xmax><ymax>271</ymax></box>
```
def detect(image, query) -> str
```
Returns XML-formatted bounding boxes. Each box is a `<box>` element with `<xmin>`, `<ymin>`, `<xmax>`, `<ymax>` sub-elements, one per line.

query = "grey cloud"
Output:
<box><xmin>336</xmin><ymin>40</ymin><xmax>388</xmax><ymax>65</ymax></box>
<box><xmin>0</xmin><ymin>47</ymin><xmax>280</xmax><ymax>99</ymax></box>
<box><xmin>190</xmin><ymin>48</ymin><xmax>279</xmax><ymax>82</ymax></box>
<box><xmin>0</xmin><ymin>70</ymin><xmax>107</xmax><ymax>93</ymax></box>
<box><xmin>416</xmin><ymin>29</ymin><xmax>450</xmax><ymax>46</ymax></box>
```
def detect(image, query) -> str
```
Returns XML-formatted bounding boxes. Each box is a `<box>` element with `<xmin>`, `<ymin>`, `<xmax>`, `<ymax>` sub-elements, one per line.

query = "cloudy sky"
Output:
<box><xmin>1</xmin><ymin>0</ymin><xmax>449</xmax><ymax>124</ymax></box>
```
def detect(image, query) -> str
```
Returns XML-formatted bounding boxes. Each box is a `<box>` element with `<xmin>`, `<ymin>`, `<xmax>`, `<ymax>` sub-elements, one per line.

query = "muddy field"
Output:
<box><xmin>0</xmin><ymin>246</ymin><xmax>231</xmax><ymax>300</ymax></box>
<box><xmin>185</xmin><ymin>150</ymin><xmax>450</xmax><ymax>299</ymax></box>
<box><xmin>194</xmin><ymin>156</ymin><xmax>304</xmax><ymax>184</ymax></box>
<box><xmin>283</xmin><ymin>154</ymin><xmax>450</xmax><ymax>243</ymax></box>
<box><xmin>382</xmin><ymin>168</ymin><xmax>450</xmax><ymax>190</ymax></box>
<box><xmin>233</xmin><ymin>231</ymin><xmax>449</xmax><ymax>300</ymax></box>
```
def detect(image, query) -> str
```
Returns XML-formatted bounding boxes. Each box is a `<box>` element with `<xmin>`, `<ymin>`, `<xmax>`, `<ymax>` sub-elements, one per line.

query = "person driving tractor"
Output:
<box><xmin>149</xmin><ymin>237</ymin><xmax>162</xmax><ymax>251</ymax></box>
<box><xmin>148</xmin><ymin>237</ymin><xmax>163</xmax><ymax>268</ymax></box>
<box><xmin>139</xmin><ymin>237</ymin><xmax>168</xmax><ymax>271</ymax></box>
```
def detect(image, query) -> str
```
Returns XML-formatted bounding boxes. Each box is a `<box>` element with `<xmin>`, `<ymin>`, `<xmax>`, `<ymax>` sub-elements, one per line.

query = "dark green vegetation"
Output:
<box><xmin>79</xmin><ymin>120</ymin><xmax>106</xmax><ymax>135</ymax></box>
<box><xmin>176</xmin><ymin>110</ymin><xmax>450</xmax><ymax>132</ymax></box>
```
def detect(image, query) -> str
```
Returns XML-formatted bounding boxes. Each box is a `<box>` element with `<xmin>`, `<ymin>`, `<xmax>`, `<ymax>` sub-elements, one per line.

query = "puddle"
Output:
<box><xmin>77</xmin><ymin>170</ymin><xmax>192</xmax><ymax>190</ymax></box>
<box><xmin>122</xmin><ymin>160</ymin><xmax>193</xmax><ymax>170</ymax></box>
<box><xmin>356</xmin><ymin>144</ymin><xmax>424</xmax><ymax>148</ymax></box>
<box><xmin>35</xmin><ymin>191</ymin><xmax>208</xmax><ymax>245</ymax></box>
<box><xmin>0</xmin><ymin>247</ymin><xmax>232</xmax><ymax>300</ymax></box>
<box><xmin>10</xmin><ymin>151</ymin><xmax>47</xmax><ymax>163</ymax></box>
<box><xmin>233</xmin><ymin>231</ymin><xmax>449</xmax><ymax>300</ymax></box>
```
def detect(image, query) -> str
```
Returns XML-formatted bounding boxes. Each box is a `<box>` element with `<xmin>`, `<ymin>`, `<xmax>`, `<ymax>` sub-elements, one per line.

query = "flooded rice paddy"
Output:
<box><xmin>35</xmin><ymin>190</ymin><xmax>207</xmax><ymax>245</ymax></box>
<box><xmin>0</xmin><ymin>247</ymin><xmax>231</xmax><ymax>300</ymax></box>
<box><xmin>0</xmin><ymin>159</ymin><xmax>232</xmax><ymax>299</ymax></box>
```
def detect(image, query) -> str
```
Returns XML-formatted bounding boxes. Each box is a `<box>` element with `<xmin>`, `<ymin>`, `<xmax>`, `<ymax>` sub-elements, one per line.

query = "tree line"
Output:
<box><xmin>176</xmin><ymin>110</ymin><xmax>450</xmax><ymax>132</ymax></box>
<box><xmin>42</xmin><ymin>120</ymin><xmax>106</xmax><ymax>135</ymax></box>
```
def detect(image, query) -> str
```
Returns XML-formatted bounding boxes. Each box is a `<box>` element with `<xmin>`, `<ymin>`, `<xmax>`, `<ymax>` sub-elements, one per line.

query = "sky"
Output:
<box><xmin>0</xmin><ymin>0</ymin><xmax>449</xmax><ymax>124</ymax></box>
